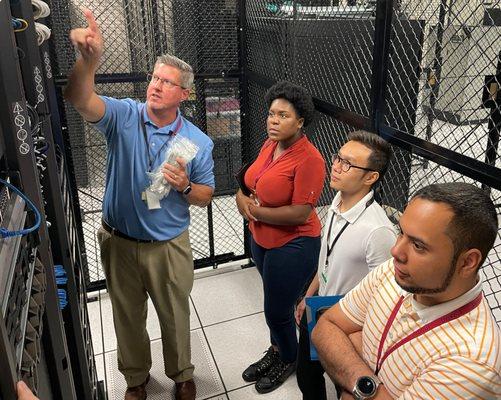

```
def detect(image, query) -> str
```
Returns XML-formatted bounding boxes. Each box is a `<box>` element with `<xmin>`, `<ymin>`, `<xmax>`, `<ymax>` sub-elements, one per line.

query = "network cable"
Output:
<box><xmin>34</xmin><ymin>22</ymin><xmax>51</xmax><ymax>45</ymax></box>
<box><xmin>12</xmin><ymin>18</ymin><xmax>28</xmax><ymax>32</ymax></box>
<box><xmin>0</xmin><ymin>178</ymin><xmax>41</xmax><ymax>238</ymax></box>
<box><xmin>31</xmin><ymin>0</ymin><xmax>50</xmax><ymax>20</ymax></box>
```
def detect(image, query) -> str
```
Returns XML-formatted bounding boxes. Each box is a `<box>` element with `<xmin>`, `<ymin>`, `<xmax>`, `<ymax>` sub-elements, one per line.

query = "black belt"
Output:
<box><xmin>101</xmin><ymin>220</ymin><xmax>157</xmax><ymax>243</ymax></box>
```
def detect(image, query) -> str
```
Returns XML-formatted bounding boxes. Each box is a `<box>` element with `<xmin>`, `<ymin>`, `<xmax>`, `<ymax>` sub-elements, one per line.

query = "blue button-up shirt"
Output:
<box><xmin>93</xmin><ymin>96</ymin><xmax>215</xmax><ymax>241</ymax></box>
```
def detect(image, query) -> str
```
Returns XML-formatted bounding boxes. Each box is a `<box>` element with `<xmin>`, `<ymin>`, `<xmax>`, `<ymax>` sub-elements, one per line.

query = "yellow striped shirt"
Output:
<box><xmin>340</xmin><ymin>259</ymin><xmax>501</xmax><ymax>399</ymax></box>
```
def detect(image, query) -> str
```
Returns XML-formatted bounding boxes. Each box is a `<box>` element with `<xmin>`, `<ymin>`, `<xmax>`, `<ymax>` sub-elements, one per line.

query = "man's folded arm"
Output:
<box><xmin>311</xmin><ymin>303</ymin><xmax>393</xmax><ymax>399</ymax></box>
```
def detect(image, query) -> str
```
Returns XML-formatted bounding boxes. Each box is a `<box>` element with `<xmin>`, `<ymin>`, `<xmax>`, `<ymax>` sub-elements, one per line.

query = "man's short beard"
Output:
<box><xmin>396</xmin><ymin>259</ymin><xmax>457</xmax><ymax>295</ymax></box>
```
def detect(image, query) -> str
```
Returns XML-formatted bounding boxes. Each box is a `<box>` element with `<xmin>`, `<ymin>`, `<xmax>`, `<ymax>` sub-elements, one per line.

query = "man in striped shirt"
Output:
<box><xmin>312</xmin><ymin>182</ymin><xmax>500</xmax><ymax>399</ymax></box>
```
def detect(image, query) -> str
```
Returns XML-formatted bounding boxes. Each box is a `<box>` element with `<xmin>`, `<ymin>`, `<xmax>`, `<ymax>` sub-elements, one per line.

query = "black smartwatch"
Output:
<box><xmin>352</xmin><ymin>375</ymin><xmax>381</xmax><ymax>399</ymax></box>
<box><xmin>180</xmin><ymin>183</ymin><xmax>192</xmax><ymax>195</ymax></box>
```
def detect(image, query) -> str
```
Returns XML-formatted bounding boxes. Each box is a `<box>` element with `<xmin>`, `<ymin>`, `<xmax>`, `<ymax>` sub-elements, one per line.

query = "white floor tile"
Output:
<box><xmin>93</xmin><ymin>352</ymin><xmax>106</xmax><ymax>382</ymax></box>
<box><xmin>227</xmin><ymin>376</ymin><xmax>338</xmax><ymax>400</ymax></box>
<box><xmin>87</xmin><ymin>292</ymin><xmax>112</xmax><ymax>355</ymax></box>
<box><xmin>227</xmin><ymin>376</ymin><xmax>302</xmax><ymax>400</ymax></box>
<box><xmin>190</xmin><ymin>297</ymin><xmax>202</xmax><ymax>330</ymax></box>
<box><xmin>204</xmin><ymin>313</ymin><xmax>269</xmax><ymax>391</ymax></box>
<box><xmin>191</xmin><ymin>267</ymin><xmax>263</xmax><ymax>326</ymax></box>
<box><xmin>89</xmin><ymin>268</ymin><xmax>341</xmax><ymax>399</ymax></box>
<box><xmin>104</xmin><ymin>331</ymin><xmax>224</xmax><ymax>400</ymax></box>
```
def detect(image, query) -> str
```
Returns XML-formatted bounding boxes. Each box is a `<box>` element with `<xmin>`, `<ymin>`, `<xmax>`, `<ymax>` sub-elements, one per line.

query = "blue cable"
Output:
<box><xmin>54</xmin><ymin>265</ymin><xmax>68</xmax><ymax>285</ymax></box>
<box><xmin>57</xmin><ymin>288</ymin><xmax>68</xmax><ymax>309</ymax></box>
<box><xmin>0</xmin><ymin>177</ymin><xmax>42</xmax><ymax>238</ymax></box>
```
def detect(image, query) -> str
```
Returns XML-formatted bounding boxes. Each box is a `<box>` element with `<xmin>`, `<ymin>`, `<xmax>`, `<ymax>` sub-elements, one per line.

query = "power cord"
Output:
<box><xmin>26</xmin><ymin>104</ymin><xmax>40</xmax><ymax>133</ymax></box>
<box><xmin>0</xmin><ymin>177</ymin><xmax>41</xmax><ymax>238</ymax></box>
<box><xmin>31</xmin><ymin>0</ymin><xmax>50</xmax><ymax>20</ymax></box>
<box><xmin>34</xmin><ymin>22</ymin><xmax>51</xmax><ymax>45</ymax></box>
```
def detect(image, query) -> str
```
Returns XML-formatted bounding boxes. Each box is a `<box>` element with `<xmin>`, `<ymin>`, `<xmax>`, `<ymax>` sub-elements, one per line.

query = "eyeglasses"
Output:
<box><xmin>147</xmin><ymin>73</ymin><xmax>184</xmax><ymax>89</ymax></box>
<box><xmin>332</xmin><ymin>153</ymin><xmax>375</xmax><ymax>173</ymax></box>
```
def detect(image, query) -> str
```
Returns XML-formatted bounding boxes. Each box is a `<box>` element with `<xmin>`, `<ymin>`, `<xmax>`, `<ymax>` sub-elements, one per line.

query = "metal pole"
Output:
<box><xmin>370</xmin><ymin>0</ymin><xmax>395</xmax><ymax>131</ymax></box>
<box><xmin>237</xmin><ymin>0</ymin><xmax>252</xmax><ymax>263</ymax></box>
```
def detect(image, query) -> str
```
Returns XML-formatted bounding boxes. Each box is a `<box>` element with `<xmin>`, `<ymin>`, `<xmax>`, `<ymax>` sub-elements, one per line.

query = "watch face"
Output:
<box><xmin>358</xmin><ymin>377</ymin><xmax>376</xmax><ymax>395</ymax></box>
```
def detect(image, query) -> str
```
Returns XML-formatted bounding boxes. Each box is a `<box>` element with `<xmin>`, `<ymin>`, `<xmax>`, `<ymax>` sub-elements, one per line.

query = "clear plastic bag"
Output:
<box><xmin>146</xmin><ymin>135</ymin><xmax>199</xmax><ymax>201</ymax></box>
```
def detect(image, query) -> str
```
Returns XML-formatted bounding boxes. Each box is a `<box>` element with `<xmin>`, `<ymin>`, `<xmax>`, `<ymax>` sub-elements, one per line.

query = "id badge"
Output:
<box><xmin>145</xmin><ymin>190</ymin><xmax>161</xmax><ymax>210</ymax></box>
<box><xmin>321</xmin><ymin>262</ymin><xmax>328</xmax><ymax>284</ymax></box>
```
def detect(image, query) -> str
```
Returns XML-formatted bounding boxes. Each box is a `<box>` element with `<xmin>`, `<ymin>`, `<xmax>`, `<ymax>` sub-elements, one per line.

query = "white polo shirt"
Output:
<box><xmin>318</xmin><ymin>191</ymin><xmax>397</xmax><ymax>296</ymax></box>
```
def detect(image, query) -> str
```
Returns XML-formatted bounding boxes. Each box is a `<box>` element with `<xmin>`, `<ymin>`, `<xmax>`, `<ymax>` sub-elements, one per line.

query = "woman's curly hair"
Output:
<box><xmin>264</xmin><ymin>81</ymin><xmax>316</xmax><ymax>127</ymax></box>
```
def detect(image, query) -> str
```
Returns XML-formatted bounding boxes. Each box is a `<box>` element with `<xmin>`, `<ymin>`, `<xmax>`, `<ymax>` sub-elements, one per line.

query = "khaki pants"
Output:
<box><xmin>97</xmin><ymin>227</ymin><xmax>195</xmax><ymax>387</ymax></box>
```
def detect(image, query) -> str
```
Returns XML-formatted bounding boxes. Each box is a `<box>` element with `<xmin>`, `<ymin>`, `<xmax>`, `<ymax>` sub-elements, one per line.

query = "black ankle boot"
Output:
<box><xmin>255</xmin><ymin>358</ymin><xmax>295</xmax><ymax>394</ymax></box>
<box><xmin>242</xmin><ymin>347</ymin><xmax>279</xmax><ymax>382</ymax></box>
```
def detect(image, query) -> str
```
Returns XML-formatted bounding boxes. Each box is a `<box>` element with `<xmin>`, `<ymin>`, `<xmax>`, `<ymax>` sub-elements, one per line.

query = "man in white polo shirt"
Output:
<box><xmin>313</xmin><ymin>182</ymin><xmax>500</xmax><ymax>399</ymax></box>
<box><xmin>295</xmin><ymin>131</ymin><xmax>397</xmax><ymax>400</ymax></box>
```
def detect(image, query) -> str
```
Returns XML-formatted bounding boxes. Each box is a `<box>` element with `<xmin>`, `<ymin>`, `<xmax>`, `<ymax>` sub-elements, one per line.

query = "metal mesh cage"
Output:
<box><xmin>243</xmin><ymin>0</ymin><xmax>501</xmax><ymax>323</ymax></box>
<box><xmin>48</xmin><ymin>0</ymin><xmax>501</xmax><ymax>319</ymax></box>
<box><xmin>246</xmin><ymin>1</ymin><xmax>377</xmax><ymax>116</ymax></box>
<box><xmin>247</xmin><ymin>80</ymin><xmax>501</xmax><ymax>323</ymax></box>
<box><xmin>49</xmin><ymin>0</ymin><xmax>244</xmax><ymax>287</ymax></box>
<box><xmin>387</xmin><ymin>0</ymin><xmax>501</xmax><ymax>166</ymax></box>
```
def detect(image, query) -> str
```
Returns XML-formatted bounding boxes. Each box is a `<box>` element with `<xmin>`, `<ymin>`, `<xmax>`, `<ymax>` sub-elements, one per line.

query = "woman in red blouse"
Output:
<box><xmin>236</xmin><ymin>81</ymin><xmax>326</xmax><ymax>393</ymax></box>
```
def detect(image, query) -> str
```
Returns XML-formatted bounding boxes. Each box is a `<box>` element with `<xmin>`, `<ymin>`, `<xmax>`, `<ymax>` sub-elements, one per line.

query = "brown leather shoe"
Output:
<box><xmin>124</xmin><ymin>374</ymin><xmax>150</xmax><ymax>400</ymax></box>
<box><xmin>175</xmin><ymin>379</ymin><xmax>196</xmax><ymax>400</ymax></box>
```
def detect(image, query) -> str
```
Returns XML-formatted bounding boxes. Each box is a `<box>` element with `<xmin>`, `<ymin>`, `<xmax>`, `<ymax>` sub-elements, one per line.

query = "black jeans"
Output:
<box><xmin>251</xmin><ymin>235</ymin><xmax>320</xmax><ymax>363</ymax></box>
<box><xmin>296</xmin><ymin>312</ymin><xmax>328</xmax><ymax>400</ymax></box>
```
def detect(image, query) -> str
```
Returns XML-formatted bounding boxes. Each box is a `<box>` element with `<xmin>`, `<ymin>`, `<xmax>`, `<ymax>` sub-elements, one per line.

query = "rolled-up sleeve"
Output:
<box><xmin>291</xmin><ymin>155</ymin><xmax>326</xmax><ymax>206</ymax></box>
<box><xmin>190</xmin><ymin>140</ymin><xmax>215</xmax><ymax>189</ymax></box>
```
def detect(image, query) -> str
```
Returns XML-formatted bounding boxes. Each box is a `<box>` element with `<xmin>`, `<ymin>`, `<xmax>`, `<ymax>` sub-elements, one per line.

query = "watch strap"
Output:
<box><xmin>181</xmin><ymin>183</ymin><xmax>192</xmax><ymax>195</ymax></box>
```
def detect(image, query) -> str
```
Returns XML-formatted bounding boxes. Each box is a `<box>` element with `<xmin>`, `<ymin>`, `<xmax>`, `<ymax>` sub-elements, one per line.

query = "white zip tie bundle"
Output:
<box><xmin>35</xmin><ymin>22</ymin><xmax>51</xmax><ymax>45</ymax></box>
<box><xmin>32</xmin><ymin>0</ymin><xmax>50</xmax><ymax>19</ymax></box>
<box><xmin>146</xmin><ymin>136</ymin><xmax>199</xmax><ymax>200</ymax></box>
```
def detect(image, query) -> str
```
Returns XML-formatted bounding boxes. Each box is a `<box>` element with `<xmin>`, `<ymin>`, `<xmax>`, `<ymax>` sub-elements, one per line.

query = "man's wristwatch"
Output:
<box><xmin>180</xmin><ymin>183</ymin><xmax>192</xmax><ymax>195</ymax></box>
<box><xmin>352</xmin><ymin>375</ymin><xmax>381</xmax><ymax>399</ymax></box>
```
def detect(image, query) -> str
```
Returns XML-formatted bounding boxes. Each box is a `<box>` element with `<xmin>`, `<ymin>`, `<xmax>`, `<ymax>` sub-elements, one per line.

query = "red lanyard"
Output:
<box><xmin>375</xmin><ymin>292</ymin><xmax>483</xmax><ymax>375</ymax></box>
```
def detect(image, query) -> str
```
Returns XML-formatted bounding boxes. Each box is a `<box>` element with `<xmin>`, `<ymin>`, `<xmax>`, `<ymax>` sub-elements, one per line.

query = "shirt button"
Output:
<box><xmin>151</xmin><ymin>142</ymin><xmax>156</xmax><ymax>147</ymax></box>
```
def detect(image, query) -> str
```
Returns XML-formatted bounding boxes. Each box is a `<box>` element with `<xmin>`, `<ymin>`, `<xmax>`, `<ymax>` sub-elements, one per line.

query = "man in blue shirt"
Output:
<box><xmin>65</xmin><ymin>9</ymin><xmax>214</xmax><ymax>400</ymax></box>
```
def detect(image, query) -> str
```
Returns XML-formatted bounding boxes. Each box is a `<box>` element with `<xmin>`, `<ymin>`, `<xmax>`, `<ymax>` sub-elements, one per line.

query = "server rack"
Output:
<box><xmin>0</xmin><ymin>0</ymin><xmax>100</xmax><ymax>398</ymax></box>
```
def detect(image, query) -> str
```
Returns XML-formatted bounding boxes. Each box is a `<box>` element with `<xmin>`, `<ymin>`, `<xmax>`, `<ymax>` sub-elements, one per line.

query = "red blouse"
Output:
<box><xmin>244</xmin><ymin>135</ymin><xmax>326</xmax><ymax>249</ymax></box>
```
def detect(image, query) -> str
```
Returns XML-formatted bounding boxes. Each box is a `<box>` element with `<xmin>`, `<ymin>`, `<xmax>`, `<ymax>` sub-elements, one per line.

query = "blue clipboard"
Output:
<box><xmin>305</xmin><ymin>295</ymin><xmax>344</xmax><ymax>360</ymax></box>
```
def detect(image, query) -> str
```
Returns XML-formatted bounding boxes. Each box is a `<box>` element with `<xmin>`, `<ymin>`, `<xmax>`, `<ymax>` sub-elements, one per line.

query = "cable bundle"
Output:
<box><xmin>0</xmin><ymin>178</ymin><xmax>41</xmax><ymax>238</ymax></box>
<box><xmin>57</xmin><ymin>289</ymin><xmax>68</xmax><ymax>309</ymax></box>
<box><xmin>34</xmin><ymin>22</ymin><xmax>51</xmax><ymax>45</ymax></box>
<box><xmin>31</xmin><ymin>0</ymin><xmax>50</xmax><ymax>20</ymax></box>
<box><xmin>11</xmin><ymin>18</ymin><xmax>28</xmax><ymax>32</ymax></box>
<box><xmin>54</xmin><ymin>265</ymin><xmax>68</xmax><ymax>309</ymax></box>
<box><xmin>54</xmin><ymin>265</ymin><xmax>68</xmax><ymax>285</ymax></box>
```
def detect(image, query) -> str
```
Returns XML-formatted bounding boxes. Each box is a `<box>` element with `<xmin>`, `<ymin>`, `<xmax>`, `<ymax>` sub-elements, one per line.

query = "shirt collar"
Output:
<box><xmin>329</xmin><ymin>190</ymin><xmax>374</xmax><ymax>224</ymax></box>
<box><xmin>400</xmin><ymin>277</ymin><xmax>483</xmax><ymax>323</ymax></box>
<box><xmin>142</xmin><ymin>105</ymin><xmax>181</xmax><ymax>135</ymax></box>
<box><xmin>273</xmin><ymin>134</ymin><xmax>309</xmax><ymax>154</ymax></box>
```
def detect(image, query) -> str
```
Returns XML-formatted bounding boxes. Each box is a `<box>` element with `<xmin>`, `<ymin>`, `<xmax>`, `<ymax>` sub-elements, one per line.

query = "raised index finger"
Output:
<box><xmin>83</xmin><ymin>9</ymin><xmax>99</xmax><ymax>33</ymax></box>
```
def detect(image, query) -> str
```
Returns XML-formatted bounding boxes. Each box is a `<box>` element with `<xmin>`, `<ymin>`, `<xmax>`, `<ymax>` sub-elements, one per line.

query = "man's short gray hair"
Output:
<box><xmin>154</xmin><ymin>54</ymin><xmax>194</xmax><ymax>89</ymax></box>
